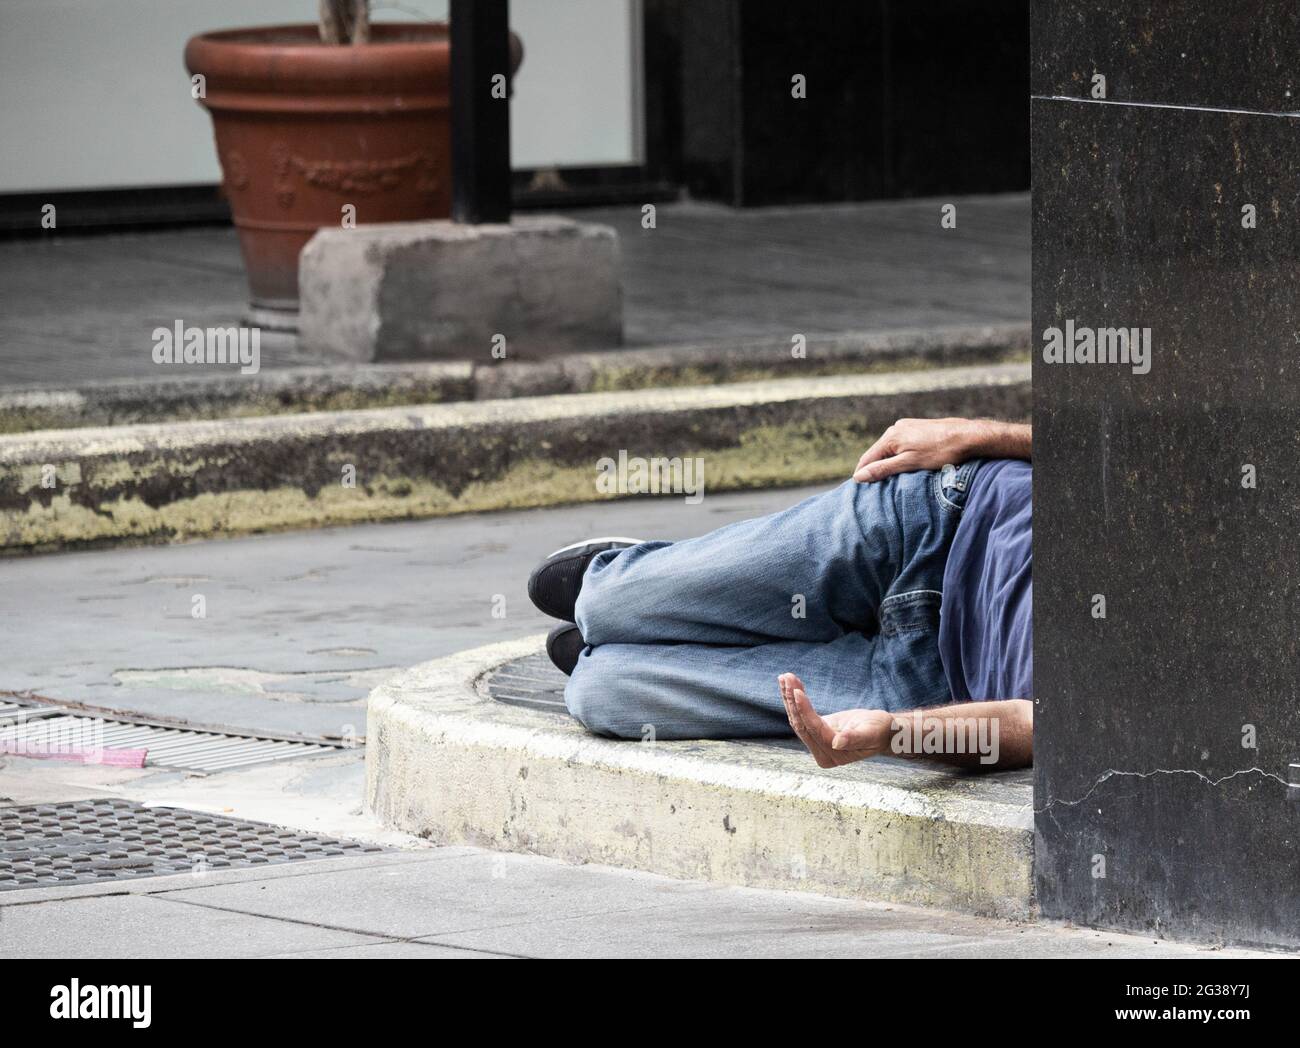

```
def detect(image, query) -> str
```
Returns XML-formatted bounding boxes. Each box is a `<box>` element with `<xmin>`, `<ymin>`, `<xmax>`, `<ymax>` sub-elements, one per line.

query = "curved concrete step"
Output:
<box><xmin>366</xmin><ymin>637</ymin><xmax>1035</xmax><ymax>918</ymax></box>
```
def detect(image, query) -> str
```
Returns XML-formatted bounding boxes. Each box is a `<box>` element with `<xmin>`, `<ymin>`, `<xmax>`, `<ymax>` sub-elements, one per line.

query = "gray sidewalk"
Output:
<box><xmin>0</xmin><ymin>485</ymin><xmax>817</xmax><ymax>737</ymax></box>
<box><xmin>0</xmin><ymin>844</ymin><xmax>1267</xmax><ymax>959</ymax></box>
<box><xmin>0</xmin><ymin>195</ymin><xmax>1028</xmax><ymax>386</ymax></box>
<box><xmin>0</xmin><ymin>489</ymin><xmax>1273</xmax><ymax>958</ymax></box>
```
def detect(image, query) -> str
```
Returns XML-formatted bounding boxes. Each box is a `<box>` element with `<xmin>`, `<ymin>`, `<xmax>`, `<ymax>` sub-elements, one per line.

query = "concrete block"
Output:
<box><xmin>299</xmin><ymin>215</ymin><xmax>622</xmax><ymax>362</ymax></box>
<box><xmin>366</xmin><ymin>637</ymin><xmax>1035</xmax><ymax>918</ymax></box>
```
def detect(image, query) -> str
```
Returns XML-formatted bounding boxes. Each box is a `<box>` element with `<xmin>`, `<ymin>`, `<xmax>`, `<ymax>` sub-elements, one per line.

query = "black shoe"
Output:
<box><xmin>527</xmin><ymin>537</ymin><xmax>641</xmax><ymax>622</ymax></box>
<box><xmin>546</xmin><ymin>623</ymin><xmax>586</xmax><ymax>676</ymax></box>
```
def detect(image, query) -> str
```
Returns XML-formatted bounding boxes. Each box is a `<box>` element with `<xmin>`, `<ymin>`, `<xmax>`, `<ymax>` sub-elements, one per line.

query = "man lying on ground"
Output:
<box><xmin>526</xmin><ymin>417</ymin><xmax>1032</xmax><ymax>771</ymax></box>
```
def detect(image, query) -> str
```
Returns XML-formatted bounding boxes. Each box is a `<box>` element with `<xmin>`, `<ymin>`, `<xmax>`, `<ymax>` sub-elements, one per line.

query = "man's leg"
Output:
<box><xmin>566</xmin><ymin>635</ymin><xmax>871</xmax><ymax>738</ymax></box>
<box><xmin>566</xmin><ymin>463</ymin><xmax>980</xmax><ymax>738</ymax></box>
<box><xmin>576</xmin><ymin>469</ymin><xmax>968</xmax><ymax>648</ymax></box>
<box><xmin>566</xmin><ymin>618</ymin><xmax>952</xmax><ymax>739</ymax></box>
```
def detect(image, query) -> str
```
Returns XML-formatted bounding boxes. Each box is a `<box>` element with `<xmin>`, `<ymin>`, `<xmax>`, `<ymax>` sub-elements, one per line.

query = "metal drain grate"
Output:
<box><xmin>0</xmin><ymin>799</ymin><xmax>384</xmax><ymax>890</ymax></box>
<box><xmin>484</xmin><ymin>652</ymin><xmax>568</xmax><ymax>713</ymax></box>
<box><xmin>0</xmin><ymin>698</ymin><xmax>345</xmax><ymax>773</ymax></box>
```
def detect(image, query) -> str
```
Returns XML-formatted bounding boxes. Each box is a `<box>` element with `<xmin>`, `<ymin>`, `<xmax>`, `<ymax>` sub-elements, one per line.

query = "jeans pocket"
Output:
<box><xmin>875</xmin><ymin>591</ymin><xmax>949</xmax><ymax>710</ymax></box>
<box><xmin>932</xmin><ymin>459</ymin><xmax>983</xmax><ymax>514</ymax></box>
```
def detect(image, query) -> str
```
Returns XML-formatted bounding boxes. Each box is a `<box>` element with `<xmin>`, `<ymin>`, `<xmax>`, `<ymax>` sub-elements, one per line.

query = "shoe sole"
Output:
<box><xmin>546</xmin><ymin>623</ymin><xmax>585</xmax><ymax>676</ymax></box>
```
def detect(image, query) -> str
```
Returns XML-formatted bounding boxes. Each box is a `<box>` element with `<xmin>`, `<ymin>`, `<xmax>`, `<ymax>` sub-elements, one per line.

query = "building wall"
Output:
<box><xmin>0</xmin><ymin>0</ymin><xmax>641</xmax><ymax>194</ymax></box>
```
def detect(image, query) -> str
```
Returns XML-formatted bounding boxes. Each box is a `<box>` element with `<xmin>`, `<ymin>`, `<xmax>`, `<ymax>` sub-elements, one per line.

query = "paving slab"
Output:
<box><xmin>0</xmin><ymin>841</ymin><xmax>1268</xmax><ymax>959</ymax></box>
<box><xmin>0</xmin><ymin>891</ymin><xmax>375</xmax><ymax>958</ymax></box>
<box><xmin>425</xmin><ymin>890</ymin><xmax>1252</xmax><ymax>960</ymax></box>
<box><xmin>265</xmin><ymin>941</ymin><xmax>509</xmax><ymax>959</ymax></box>
<box><xmin>0</xmin><ymin>484</ymin><xmax>819</xmax><ymax>736</ymax></box>
<box><xmin>153</xmin><ymin>847</ymin><xmax>721</xmax><ymax>940</ymax></box>
<box><xmin>367</xmin><ymin>636</ymin><xmax>1035</xmax><ymax>918</ymax></box>
<box><xmin>0</xmin><ymin>848</ymin><xmax>463</xmax><ymax>909</ymax></box>
<box><xmin>0</xmin><ymin>196</ymin><xmax>1028</xmax><ymax>386</ymax></box>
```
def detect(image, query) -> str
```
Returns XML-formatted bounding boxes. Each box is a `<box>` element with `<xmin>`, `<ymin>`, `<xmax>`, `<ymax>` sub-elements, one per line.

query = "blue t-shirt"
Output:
<box><xmin>938</xmin><ymin>459</ymin><xmax>1032</xmax><ymax>701</ymax></box>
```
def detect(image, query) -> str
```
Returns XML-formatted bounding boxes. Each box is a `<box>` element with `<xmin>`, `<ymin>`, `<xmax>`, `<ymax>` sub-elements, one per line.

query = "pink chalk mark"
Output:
<box><xmin>0</xmin><ymin>740</ymin><xmax>148</xmax><ymax>768</ymax></box>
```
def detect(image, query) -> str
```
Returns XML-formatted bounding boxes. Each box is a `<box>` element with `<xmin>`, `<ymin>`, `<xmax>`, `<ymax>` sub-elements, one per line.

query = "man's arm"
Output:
<box><xmin>778</xmin><ymin>672</ymin><xmax>1033</xmax><ymax>771</ymax></box>
<box><xmin>853</xmin><ymin>417</ymin><xmax>1031</xmax><ymax>483</ymax></box>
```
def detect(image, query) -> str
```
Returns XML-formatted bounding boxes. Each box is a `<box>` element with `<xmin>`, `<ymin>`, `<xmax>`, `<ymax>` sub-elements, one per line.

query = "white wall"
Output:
<box><xmin>0</xmin><ymin>0</ymin><xmax>640</xmax><ymax>193</ymax></box>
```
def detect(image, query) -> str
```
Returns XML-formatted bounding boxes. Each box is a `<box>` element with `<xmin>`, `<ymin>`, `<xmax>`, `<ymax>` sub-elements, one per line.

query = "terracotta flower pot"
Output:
<box><xmin>186</xmin><ymin>23</ymin><xmax>516</xmax><ymax>329</ymax></box>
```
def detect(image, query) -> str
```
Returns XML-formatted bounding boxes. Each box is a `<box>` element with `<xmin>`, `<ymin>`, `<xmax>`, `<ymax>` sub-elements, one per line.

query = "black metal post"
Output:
<box><xmin>450</xmin><ymin>0</ymin><xmax>512</xmax><ymax>224</ymax></box>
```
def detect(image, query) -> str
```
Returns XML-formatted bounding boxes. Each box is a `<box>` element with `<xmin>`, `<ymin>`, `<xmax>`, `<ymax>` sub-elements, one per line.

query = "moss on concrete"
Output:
<box><xmin>0</xmin><ymin>362</ymin><xmax>1031</xmax><ymax>552</ymax></box>
<box><xmin>0</xmin><ymin>415</ymin><xmax>865</xmax><ymax>553</ymax></box>
<box><xmin>586</xmin><ymin>349</ymin><xmax>1030</xmax><ymax>394</ymax></box>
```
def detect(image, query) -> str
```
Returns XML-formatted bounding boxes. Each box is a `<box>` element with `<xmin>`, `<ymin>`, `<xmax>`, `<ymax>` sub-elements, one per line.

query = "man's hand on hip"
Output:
<box><xmin>853</xmin><ymin>417</ymin><xmax>1030</xmax><ymax>483</ymax></box>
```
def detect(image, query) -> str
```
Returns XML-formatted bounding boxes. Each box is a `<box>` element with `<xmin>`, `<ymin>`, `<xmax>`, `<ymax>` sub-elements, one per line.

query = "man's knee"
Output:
<box><xmin>565</xmin><ymin>656</ymin><xmax>619</xmax><ymax>737</ymax></box>
<box><xmin>564</xmin><ymin>654</ymin><xmax>647</xmax><ymax>740</ymax></box>
<box><xmin>571</xmin><ymin>550</ymin><xmax>623</xmax><ymax>640</ymax></box>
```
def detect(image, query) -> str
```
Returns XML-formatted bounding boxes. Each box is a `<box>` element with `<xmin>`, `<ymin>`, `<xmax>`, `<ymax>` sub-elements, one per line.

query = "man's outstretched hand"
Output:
<box><xmin>778</xmin><ymin>672</ymin><xmax>894</xmax><ymax>768</ymax></box>
<box><xmin>778</xmin><ymin>673</ymin><xmax>1036</xmax><ymax>771</ymax></box>
<box><xmin>853</xmin><ymin>417</ymin><xmax>1031</xmax><ymax>483</ymax></box>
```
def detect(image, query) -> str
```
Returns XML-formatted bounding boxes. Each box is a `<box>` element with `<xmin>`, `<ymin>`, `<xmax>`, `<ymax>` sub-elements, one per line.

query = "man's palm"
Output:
<box><xmin>778</xmin><ymin>672</ymin><xmax>895</xmax><ymax>768</ymax></box>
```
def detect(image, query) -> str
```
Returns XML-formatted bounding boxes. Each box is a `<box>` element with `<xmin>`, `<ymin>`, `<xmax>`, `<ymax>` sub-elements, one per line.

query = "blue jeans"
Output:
<box><xmin>567</xmin><ymin>462</ymin><xmax>982</xmax><ymax>739</ymax></box>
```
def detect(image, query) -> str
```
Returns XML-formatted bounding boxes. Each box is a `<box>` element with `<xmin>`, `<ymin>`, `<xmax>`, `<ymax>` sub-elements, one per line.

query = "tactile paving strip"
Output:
<box><xmin>0</xmin><ymin>799</ymin><xmax>384</xmax><ymax>891</ymax></box>
<box><xmin>484</xmin><ymin>652</ymin><xmax>569</xmax><ymax>713</ymax></box>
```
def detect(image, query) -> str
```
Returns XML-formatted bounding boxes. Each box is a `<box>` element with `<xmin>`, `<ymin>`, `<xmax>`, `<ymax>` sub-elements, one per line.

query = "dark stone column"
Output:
<box><xmin>1032</xmin><ymin>1</ymin><xmax>1300</xmax><ymax>949</ymax></box>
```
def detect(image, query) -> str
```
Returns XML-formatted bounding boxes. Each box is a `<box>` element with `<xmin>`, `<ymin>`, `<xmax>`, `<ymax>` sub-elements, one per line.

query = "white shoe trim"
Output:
<box><xmin>545</xmin><ymin>536</ymin><xmax>644</xmax><ymax>558</ymax></box>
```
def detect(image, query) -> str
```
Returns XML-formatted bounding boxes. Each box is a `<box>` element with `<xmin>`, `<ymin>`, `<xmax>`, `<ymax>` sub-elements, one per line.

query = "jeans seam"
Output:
<box><xmin>880</xmin><ymin>588</ymin><xmax>942</xmax><ymax>636</ymax></box>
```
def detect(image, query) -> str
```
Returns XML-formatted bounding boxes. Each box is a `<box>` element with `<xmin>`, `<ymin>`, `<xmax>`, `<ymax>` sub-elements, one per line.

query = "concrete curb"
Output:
<box><xmin>0</xmin><ymin>362</ymin><xmax>1030</xmax><ymax>552</ymax></box>
<box><xmin>365</xmin><ymin>637</ymin><xmax>1035</xmax><ymax>917</ymax></box>
<box><xmin>0</xmin><ymin>323</ymin><xmax>1028</xmax><ymax>432</ymax></box>
<box><xmin>0</xmin><ymin>362</ymin><xmax>474</xmax><ymax>434</ymax></box>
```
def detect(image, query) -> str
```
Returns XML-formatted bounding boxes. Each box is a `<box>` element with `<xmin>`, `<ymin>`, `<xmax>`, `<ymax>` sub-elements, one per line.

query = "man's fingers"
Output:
<box><xmin>791</xmin><ymin>688</ymin><xmax>838</xmax><ymax>765</ymax></box>
<box><xmin>855</xmin><ymin>431</ymin><xmax>894</xmax><ymax>473</ymax></box>
<box><xmin>852</xmin><ymin>431</ymin><xmax>894</xmax><ymax>475</ymax></box>
<box><xmin>778</xmin><ymin>674</ymin><xmax>801</xmax><ymax>734</ymax></box>
<box><xmin>778</xmin><ymin>672</ymin><xmax>801</xmax><ymax>724</ymax></box>
<box><xmin>854</xmin><ymin>451</ymin><xmax>915</xmax><ymax>483</ymax></box>
<box><xmin>778</xmin><ymin>675</ymin><xmax>836</xmax><ymax>768</ymax></box>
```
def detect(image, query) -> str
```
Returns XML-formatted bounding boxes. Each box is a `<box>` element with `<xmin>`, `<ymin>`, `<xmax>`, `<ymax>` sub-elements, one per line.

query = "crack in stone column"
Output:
<box><xmin>1035</xmin><ymin>766</ymin><xmax>1289</xmax><ymax>814</ymax></box>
